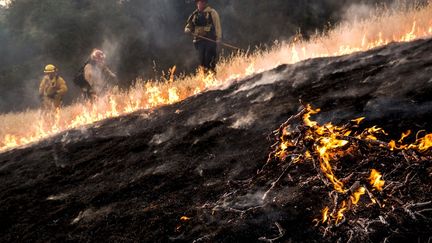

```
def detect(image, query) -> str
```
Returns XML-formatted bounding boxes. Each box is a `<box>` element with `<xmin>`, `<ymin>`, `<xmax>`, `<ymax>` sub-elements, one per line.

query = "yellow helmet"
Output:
<box><xmin>44</xmin><ymin>64</ymin><xmax>57</xmax><ymax>74</ymax></box>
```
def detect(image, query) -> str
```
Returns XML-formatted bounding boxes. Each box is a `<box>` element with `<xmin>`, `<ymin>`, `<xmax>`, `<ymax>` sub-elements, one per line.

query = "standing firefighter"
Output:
<box><xmin>39</xmin><ymin>64</ymin><xmax>68</xmax><ymax>110</ymax></box>
<box><xmin>185</xmin><ymin>0</ymin><xmax>222</xmax><ymax>73</ymax></box>
<box><xmin>74</xmin><ymin>49</ymin><xmax>117</xmax><ymax>99</ymax></box>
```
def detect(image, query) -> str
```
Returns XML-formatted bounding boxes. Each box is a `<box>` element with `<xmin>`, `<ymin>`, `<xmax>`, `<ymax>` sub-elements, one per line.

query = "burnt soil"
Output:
<box><xmin>1</xmin><ymin>38</ymin><xmax>432</xmax><ymax>242</ymax></box>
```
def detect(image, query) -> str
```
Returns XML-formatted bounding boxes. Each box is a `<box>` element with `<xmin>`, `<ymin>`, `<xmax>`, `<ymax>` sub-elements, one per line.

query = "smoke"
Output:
<box><xmin>0</xmin><ymin>0</ymin><xmax>414</xmax><ymax>114</ymax></box>
<box><xmin>342</xmin><ymin>3</ymin><xmax>376</xmax><ymax>23</ymax></box>
<box><xmin>150</xmin><ymin>127</ymin><xmax>176</xmax><ymax>145</ymax></box>
<box><xmin>341</xmin><ymin>0</ymin><xmax>430</xmax><ymax>24</ymax></box>
<box><xmin>186</xmin><ymin>102</ymin><xmax>225</xmax><ymax>125</ymax></box>
<box><xmin>230</xmin><ymin>111</ymin><xmax>256</xmax><ymax>129</ymax></box>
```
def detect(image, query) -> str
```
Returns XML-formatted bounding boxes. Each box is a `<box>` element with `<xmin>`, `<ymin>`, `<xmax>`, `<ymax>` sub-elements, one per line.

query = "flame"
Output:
<box><xmin>4</xmin><ymin>134</ymin><xmax>18</xmax><ymax>148</ymax></box>
<box><xmin>2</xmin><ymin>4</ymin><xmax>432</xmax><ymax>152</ymax></box>
<box><xmin>275</xmin><ymin>126</ymin><xmax>295</xmax><ymax>161</ymax></box>
<box><xmin>168</xmin><ymin>87</ymin><xmax>180</xmax><ymax>104</ymax></box>
<box><xmin>320</xmin><ymin>187</ymin><xmax>366</xmax><ymax>225</ymax></box>
<box><xmin>359</xmin><ymin>126</ymin><xmax>388</xmax><ymax>141</ymax></box>
<box><xmin>321</xmin><ymin>206</ymin><xmax>330</xmax><ymax>223</ymax></box>
<box><xmin>351</xmin><ymin>117</ymin><xmax>365</xmax><ymax>125</ymax></box>
<box><xmin>245</xmin><ymin>62</ymin><xmax>255</xmax><ymax>76</ymax></box>
<box><xmin>388</xmin><ymin>140</ymin><xmax>397</xmax><ymax>151</ymax></box>
<box><xmin>303</xmin><ymin>105</ymin><xmax>320</xmax><ymax>127</ymax></box>
<box><xmin>388</xmin><ymin>130</ymin><xmax>412</xmax><ymax>151</ymax></box>
<box><xmin>398</xmin><ymin>130</ymin><xmax>412</xmax><ymax>143</ymax></box>
<box><xmin>274</xmin><ymin>105</ymin><xmax>350</xmax><ymax>193</ymax></box>
<box><xmin>316</xmin><ymin>136</ymin><xmax>347</xmax><ymax>193</ymax></box>
<box><xmin>334</xmin><ymin>201</ymin><xmax>347</xmax><ymax>224</ymax></box>
<box><xmin>303</xmin><ymin>105</ymin><xmax>349</xmax><ymax>193</ymax></box>
<box><xmin>271</xmin><ymin>104</ymin><xmax>432</xmax><ymax>226</ymax></box>
<box><xmin>350</xmin><ymin>187</ymin><xmax>366</xmax><ymax>205</ymax></box>
<box><xmin>413</xmin><ymin>133</ymin><xmax>432</xmax><ymax>152</ymax></box>
<box><xmin>388</xmin><ymin>131</ymin><xmax>432</xmax><ymax>152</ymax></box>
<box><xmin>169</xmin><ymin>65</ymin><xmax>177</xmax><ymax>83</ymax></box>
<box><xmin>180</xmin><ymin>216</ymin><xmax>191</xmax><ymax>221</ymax></box>
<box><xmin>369</xmin><ymin>169</ymin><xmax>385</xmax><ymax>191</ymax></box>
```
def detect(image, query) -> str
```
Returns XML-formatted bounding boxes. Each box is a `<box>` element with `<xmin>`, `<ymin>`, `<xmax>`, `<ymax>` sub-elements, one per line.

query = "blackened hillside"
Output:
<box><xmin>0</xmin><ymin>38</ymin><xmax>432</xmax><ymax>242</ymax></box>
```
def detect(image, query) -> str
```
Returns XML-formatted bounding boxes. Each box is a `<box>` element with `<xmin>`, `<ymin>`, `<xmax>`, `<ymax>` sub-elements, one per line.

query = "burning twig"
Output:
<box><xmin>264</xmin><ymin>103</ymin><xmax>432</xmax><ymax>235</ymax></box>
<box><xmin>201</xmin><ymin>103</ymin><xmax>431</xmax><ymax>242</ymax></box>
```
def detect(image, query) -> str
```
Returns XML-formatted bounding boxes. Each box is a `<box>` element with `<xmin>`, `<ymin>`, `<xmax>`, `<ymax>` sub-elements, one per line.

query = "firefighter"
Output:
<box><xmin>74</xmin><ymin>49</ymin><xmax>117</xmax><ymax>99</ymax></box>
<box><xmin>39</xmin><ymin>64</ymin><xmax>68</xmax><ymax>110</ymax></box>
<box><xmin>185</xmin><ymin>0</ymin><xmax>222</xmax><ymax>73</ymax></box>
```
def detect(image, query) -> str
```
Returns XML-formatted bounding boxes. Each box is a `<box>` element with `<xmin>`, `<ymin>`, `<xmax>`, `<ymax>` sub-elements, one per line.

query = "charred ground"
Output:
<box><xmin>1</xmin><ymin>38</ymin><xmax>432</xmax><ymax>242</ymax></box>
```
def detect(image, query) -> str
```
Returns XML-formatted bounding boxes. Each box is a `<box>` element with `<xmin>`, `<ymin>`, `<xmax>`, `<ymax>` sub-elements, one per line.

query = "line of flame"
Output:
<box><xmin>1</xmin><ymin>5</ymin><xmax>432</xmax><ymax>152</ymax></box>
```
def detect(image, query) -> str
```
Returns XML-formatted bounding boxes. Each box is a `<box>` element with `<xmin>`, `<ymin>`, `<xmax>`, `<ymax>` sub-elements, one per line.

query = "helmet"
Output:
<box><xmin>90</xmin><ymin>49</ymin><xmax>106</xmax><ymax>63</ymax></box>
<box><xmin>44</xmin><ymin>64</ymin><xmax>57</xmax><ymax>74</ymax></box>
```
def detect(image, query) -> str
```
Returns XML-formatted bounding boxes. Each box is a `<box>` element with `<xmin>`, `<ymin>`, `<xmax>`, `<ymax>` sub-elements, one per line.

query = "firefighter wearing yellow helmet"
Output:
<box><xmin>185</xmin><ymin>0</ymin><xmax>222</xmax><ymax>73</ymax></box>
<box><xmin>39</xmin><ymin>64</ymin><xmax>68</xmax><ymax>109</ymax></box>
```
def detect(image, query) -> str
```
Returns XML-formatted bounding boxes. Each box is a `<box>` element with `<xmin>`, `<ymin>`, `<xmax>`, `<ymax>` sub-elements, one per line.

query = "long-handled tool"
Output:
<box><xmin>190</xmin><ymin>33</ymin><xmax>242</xmax><ymax>50</ymax></box>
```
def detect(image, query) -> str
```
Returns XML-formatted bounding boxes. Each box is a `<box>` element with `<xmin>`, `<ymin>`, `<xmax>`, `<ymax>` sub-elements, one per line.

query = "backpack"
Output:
<box><xmin>73</xmin><ymin>61</ymin><xmax>96</xmax><ymax>99</ymax></box>
<box><xmin>73</xmin><ymin>61</ymin><xmax>92</xmax><ymax>90</ymax></box>
<box><xmin>191</xmin><ymin>9</ymin><xmax>216</xmax><ymax>39</ymax></box>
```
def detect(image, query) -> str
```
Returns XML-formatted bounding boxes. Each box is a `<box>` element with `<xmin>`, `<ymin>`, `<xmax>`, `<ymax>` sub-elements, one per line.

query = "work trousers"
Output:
<box><xmin>41</xmin><ymin>96</ymin><xmax>62</xmax><ymax>110</ymax></box>
<box><xmin>194</xmin><ymin>40</ymin><xmax>218</xmax><ymax>72</ymax></box>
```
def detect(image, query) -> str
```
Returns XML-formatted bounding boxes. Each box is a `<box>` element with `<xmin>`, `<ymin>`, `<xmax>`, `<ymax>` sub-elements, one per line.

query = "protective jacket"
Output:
<box><xmin>83</xmin><ymin>61</ymin><xmax>117</xmax><ymax>96</ymax></box>
<box><xmin>185</xmin><ymin>6</ymin><xmax>222</xmax><ymax>42</ymax></box>
<box><xmin>39</xmin><ymin>75</ymin><xmax>68</xmax><ymax>109</ymax></box>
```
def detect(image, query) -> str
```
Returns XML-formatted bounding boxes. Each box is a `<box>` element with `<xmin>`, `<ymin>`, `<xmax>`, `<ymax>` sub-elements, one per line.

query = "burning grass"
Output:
<box><xmin>188</xmin><ymin>103</ymin><xmax>431</xmax><ymax>241</ymax></box>
<box><xmin>263</xmin><ymin>104</ymin><xmax>432</xmax><ymax>239</ymax></box>
<box><xmin>1</xmin><ymin>2</ymin><xmax>432</xmax><ymax>152</ymax></box>
<box><xmin>202</xmin><ymin>103</ymin><xmax>431</xmax><ymax>241</ymax></box>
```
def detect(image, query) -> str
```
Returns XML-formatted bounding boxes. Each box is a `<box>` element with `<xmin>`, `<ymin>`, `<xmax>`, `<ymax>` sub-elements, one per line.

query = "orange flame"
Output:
<box><xmin>351</xmin><ymin>117</ymin><xmax>365</xmax><ymax>125</ymax></box>
<box><xmin>350</xmin><ymin>187</ymin><xmax>366</xmax><ymax>205</ymax></box>
<box><xmin>303</xmin><ymin>105</ymin><xmax>320</xmax><ymax>127</ymax></box>
<box><xmin>321</xmin><ymin>206</ymin><xmax>330</xmax><ymax>223</ymax></box>
<box><xmin>388</xmin><ymin>131</ymin><xmax>431</xmax><ymax>152</ymax></box>
<box><xmin>335</xmin><ymin>201</ymin><xmax>347</xmax><ymax>224</ymax></box>
<box><xmin>304</xmin><ymin>105</ymin><xmax>349</xmax><ymax>193</ymax></box>
<box><xmin>359</xmin><ymin>126</ymin><xmax>388</xmax><ymax>141</ymax></box>
<box><xmin>180</xmin><ymin>216</ymin><xmax>191</xmax><ymax>221</ymax></box>
<box><xmin>398</xmin><ymin>130</ymin><xmax>412</xmax><ymax>143</ymax></box>
<box><xmin>369</xmin><ymin>169</ymin><xmax>385</xmax><ymax>191</ymax></box>
<box><xmin>414</xmin><ymin>133</ymin><xmax>432</xmax><ymax>152</ymax></box>
<box><xmin>320</xmin><ymin>187</ymin><xmax>366</xmax><ymax>225</ymax></box>
<box><xmin>273</xmin><ymin>105</ymin><xmax>431</xmax><ymax>226</ymax></box>
<box><xmin>1</xmin><ymin>5</ymin><xmax>432</xmax><ymax>152</ymax></box>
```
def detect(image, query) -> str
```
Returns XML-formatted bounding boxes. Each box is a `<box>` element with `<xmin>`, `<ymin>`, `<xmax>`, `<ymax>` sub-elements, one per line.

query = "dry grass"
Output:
<box><xmin>0</xmin><ymin>2</ymin><xmax>431</xmax><ymax>151</ymax></box>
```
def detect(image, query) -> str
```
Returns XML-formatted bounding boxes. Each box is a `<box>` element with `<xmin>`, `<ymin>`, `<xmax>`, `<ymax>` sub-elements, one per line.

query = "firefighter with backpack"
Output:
<box><xmin>74</xmin><ymin>49</ymin><xmax>117</xmax><ymax>99</ymax></box>
<box><xmin>185</xmin><ymin>0</ymin><xmax>222</xmax><ymax>73</ymax></box>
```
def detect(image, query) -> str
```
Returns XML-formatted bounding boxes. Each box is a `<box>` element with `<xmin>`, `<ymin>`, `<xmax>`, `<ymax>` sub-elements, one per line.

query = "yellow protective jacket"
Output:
<box><xmin>185</xmin><ymin>6</ymin><xmax>222</xmax><ymax>42</ymax></box>
<box><xmin>39</xmin><ymin>75</ymin><xmax>68</xmax><ymax>99</ymax></box>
